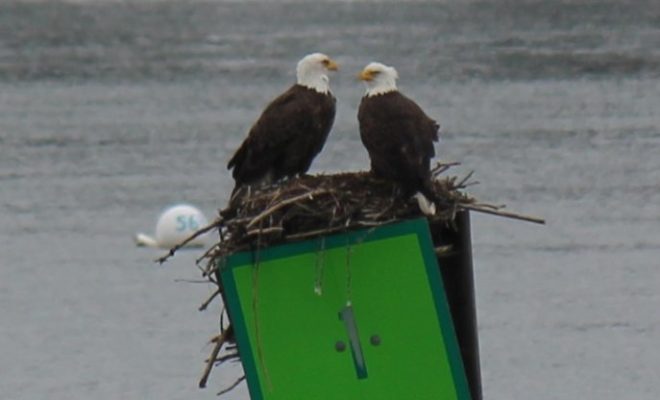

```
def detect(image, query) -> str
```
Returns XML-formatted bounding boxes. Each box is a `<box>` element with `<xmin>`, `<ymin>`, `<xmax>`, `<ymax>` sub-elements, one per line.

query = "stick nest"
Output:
<box><xmin>211</xmin><ymin>169</ymin><xmax>472</xmax><ymax>263</ymax></box>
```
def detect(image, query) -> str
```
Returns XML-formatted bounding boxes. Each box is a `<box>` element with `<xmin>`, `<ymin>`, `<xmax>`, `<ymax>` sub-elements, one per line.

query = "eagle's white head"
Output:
<box><xmin>296</xmin><ymin>52</ymin><xmax>339</xmax><ymax>94</ymax></box>
<box><xmin>358</xmin><ymin>62</ymin><xmax>399</xmax><ymax>97</ymax></box>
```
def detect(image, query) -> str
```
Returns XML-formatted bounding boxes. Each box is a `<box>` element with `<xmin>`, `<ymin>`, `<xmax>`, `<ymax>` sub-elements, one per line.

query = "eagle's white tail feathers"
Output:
<box><xmin>413</xmin><ymin>192</ymin><xmax>436</xmax><ymax>216</ymax></box>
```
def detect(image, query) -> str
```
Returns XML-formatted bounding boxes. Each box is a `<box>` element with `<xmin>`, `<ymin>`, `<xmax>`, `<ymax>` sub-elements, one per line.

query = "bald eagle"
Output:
<box><xmin>357</xmin><ymin>62</ymin><xmax>440</xmax><ymax>214</ymax></box>
<box><xmin>228</xmin><ymin>53</ymin><xmax>338</xmax><ymax>193</ymax></box>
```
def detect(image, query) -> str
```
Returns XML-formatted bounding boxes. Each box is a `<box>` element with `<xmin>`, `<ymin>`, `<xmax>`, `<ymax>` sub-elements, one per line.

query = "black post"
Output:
<box><xmin>430</xmin><ymin>211</ymin><xmax>482</xmax><ymax>400</ymax></box>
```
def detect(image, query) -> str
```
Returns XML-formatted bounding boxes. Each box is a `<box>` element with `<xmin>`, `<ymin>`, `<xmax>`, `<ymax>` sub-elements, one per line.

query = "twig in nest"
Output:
<box><xmin>456</xmin><ymin>170</ymin><xmax>475</xmax><ymax>188</ymax></box>
<box><xmin>199</xmin><ymin>288</ymin><xmax>221</xmax><ymax>312</ymax></box>
<box><xmin>471</xmin><ymin>202</ymin><xmax>505</xmax><ymax>210</ymax></box>
<box><xmin>210</xmin><ymin>352</ymin><xmax>240</xmax><ymax>365</ymax></box>
<box><xmin>156</xmin><ymin>217</ymin><xmax>222</xmax><ymax>264</ymax></box>
<box><xmin>460</xmin><ymin>203</ymin><xmax>545</xmax><ymax>224</ymax></box>
<box><xmin>174</xmin><ymin>278</ymin><xmax>209</xmax><ymax>284</ymax></box>
<box><xmin>199</xmin><ymin>326</ymin><xmax>231</xmax><ymax>389</ymax></box>
<box><xmin>246</xmin><ymin>188</ymin><xmax>332</xmax><ymax>229</ymax></box>
<box><xmin>432</xmin><ymin>161</ymin><xmax>461</xmax><ymax>176</ymax></box>
<box><xmin>197</xmin><ymin>243</ymin><xmax>221</xmax><ymax>265</ymax></box>
<box><xmin>246</xmin><ymin>226</ymin><xmax>284</xmax><ymax>237</ymax></box>
<box><xmin>218</xmin><ymin>375</ymin><xmax>246</xmax><ymax>396</ymax></box>
<box><xmin>285</xmin><ymin>225</ymin><xmax>348</xmax><ymax>241</ymax></box>
<box><xmin>435</xmin><ymin>244</ymin><xmax>454</xmax><ymax>256</ymax></box>
<box><xmin>355</xmin><ymin>219</ymin><xmax>397</xmax><ymax>227</ymax></box>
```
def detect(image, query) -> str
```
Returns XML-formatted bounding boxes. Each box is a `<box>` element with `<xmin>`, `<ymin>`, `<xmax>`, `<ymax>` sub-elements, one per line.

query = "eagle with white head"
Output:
<box><xmin>357</xmin><ymin>62</ymin><xmax>440</xmax><ymax>214</ymax></box>
<box><xmin>228</xmin><ymin>53</ymin><xmax>339</xmax><ymax>193</ymax></box>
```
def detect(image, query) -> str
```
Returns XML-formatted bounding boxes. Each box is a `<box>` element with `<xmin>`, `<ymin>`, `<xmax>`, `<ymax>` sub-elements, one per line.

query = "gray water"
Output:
<box><xmin>1</xmin><ymin>1</ymin><xmax>659</xmax><ymax>399</ymax></box>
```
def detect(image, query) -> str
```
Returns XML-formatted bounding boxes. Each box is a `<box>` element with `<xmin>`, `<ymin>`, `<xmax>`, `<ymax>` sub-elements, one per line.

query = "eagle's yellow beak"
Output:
<box><xmin>325</xmin><ymin>59</ymin><xmax>339</xmax><ymax>71</ymax></box>
<box><xmin>358</xmin><ymin>69</ymin><xmax>373</xmax><ymax>81</ymax></box>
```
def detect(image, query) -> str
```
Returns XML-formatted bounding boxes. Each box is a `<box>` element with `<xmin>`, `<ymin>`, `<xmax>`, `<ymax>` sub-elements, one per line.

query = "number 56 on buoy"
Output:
<box><xmin>135</xmin><ymin>204</ymin><xmax>210</xmax><ymax>249</ymax></box>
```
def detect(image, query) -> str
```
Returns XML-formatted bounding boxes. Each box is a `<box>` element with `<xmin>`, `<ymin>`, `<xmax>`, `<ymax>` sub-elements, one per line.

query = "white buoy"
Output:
<box><xmin>135</xmin><ymin>204</ymin><xmax>211</xmax><ymax>249</ymax></box>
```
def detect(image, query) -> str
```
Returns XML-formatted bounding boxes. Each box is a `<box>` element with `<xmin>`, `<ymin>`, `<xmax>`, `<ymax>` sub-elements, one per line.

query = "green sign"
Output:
<box><xmin>221</xmin><ymin>218</ymin><xmax>471</xmax><ymax>400</ymax></box>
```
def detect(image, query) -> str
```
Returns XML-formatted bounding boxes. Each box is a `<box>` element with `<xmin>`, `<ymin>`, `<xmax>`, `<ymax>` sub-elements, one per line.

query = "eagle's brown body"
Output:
<box><xmin>358</xmin><ymin>91</ymin><xmax>439</xmax><ymax>200</ymax></box>
<box><xmin>228</xmin><ymin>84</ymin><xmax>336</xmax><ymax>187</ymax></box>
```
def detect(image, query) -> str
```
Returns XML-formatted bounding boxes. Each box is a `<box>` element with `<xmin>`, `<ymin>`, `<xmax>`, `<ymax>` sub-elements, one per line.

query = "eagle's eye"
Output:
<box><xmin>322</xmin><ymin>59</ymin><xmax>330</xmax><ymax>66</ymax></box>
